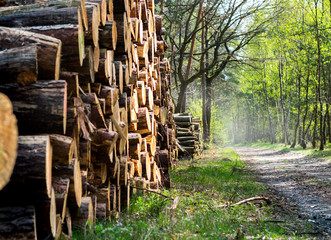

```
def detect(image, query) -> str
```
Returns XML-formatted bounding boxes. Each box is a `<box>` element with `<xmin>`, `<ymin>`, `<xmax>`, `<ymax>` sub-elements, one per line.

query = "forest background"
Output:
<box><xmin>158</xmin><ymin>0</ymin><xmax>331</xmax><ymax>150</ymax></box>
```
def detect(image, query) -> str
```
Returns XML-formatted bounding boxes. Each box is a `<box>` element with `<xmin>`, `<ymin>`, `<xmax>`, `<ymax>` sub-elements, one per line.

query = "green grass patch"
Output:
<box><xmin>74</xmin><ymin>147</ymin><xmax>316</xmax><ymax>239</ymax></box>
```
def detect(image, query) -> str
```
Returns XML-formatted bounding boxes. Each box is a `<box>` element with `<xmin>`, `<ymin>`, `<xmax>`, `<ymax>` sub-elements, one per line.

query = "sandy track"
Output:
<box><xmin>232</xmin><ymin>146</ymin><xmax>331</xmax><ymax>235</ymax></box>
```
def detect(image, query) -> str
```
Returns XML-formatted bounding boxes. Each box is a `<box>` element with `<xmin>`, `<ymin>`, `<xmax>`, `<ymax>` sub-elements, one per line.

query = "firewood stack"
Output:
<box><xmin>174</xmin><ymin>113</ymin><xmax>202</xmax><ymax>158</ymax></box>
<box><xmin>0</xmin><ymin>0</ymin><xmax>177</xmax><ymax>239</ymax></box>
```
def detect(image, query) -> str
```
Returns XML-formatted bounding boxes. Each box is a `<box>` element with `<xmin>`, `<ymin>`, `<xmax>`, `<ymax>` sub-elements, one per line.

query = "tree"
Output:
<box><xmin>163</xmin><ymin>0</ymin><xmax>272</xmax><ymax>145</ymax></box>
<box><xmin>223</xmin><ymin>0</ymin><xmax>331</xmax><ymax>149</ymax></box>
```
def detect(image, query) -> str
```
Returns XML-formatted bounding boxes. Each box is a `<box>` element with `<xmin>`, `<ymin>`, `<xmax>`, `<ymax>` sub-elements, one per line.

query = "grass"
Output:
<box><xmin>74</xmin><ymin>147</ymin><xmax>317</xmax><ymax>239</ymax></box>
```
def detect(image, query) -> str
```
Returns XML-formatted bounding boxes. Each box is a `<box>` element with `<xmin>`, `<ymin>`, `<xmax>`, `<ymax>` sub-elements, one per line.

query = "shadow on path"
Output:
<box><xmin>232</xmin><ymin>146</ymin><xmax>331</xmax><ymax>236</ymax></box>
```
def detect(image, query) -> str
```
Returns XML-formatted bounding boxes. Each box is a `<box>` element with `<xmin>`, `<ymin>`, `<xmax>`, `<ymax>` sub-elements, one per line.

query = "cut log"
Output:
<box><xmin>136</xmin><ymin>107</ymin><xmax>151</xmax><ymax>135</ymax></box>
<box><xmin>63</xmin><ymin>207</ymin><xmax>72</xmax><ymax>237</ymax></box>
<box><xmin>0</xmin><ymin>93</ymin><xmax>17</xmax><ymax>191</ymax></box>
<box><xmin>53</xmin><ymin>177</ymin><xmax>70</xmax><ymax>222</ymax></box>
<box><xmin>140</xmin><ymin>137</ymin><xmax>147</xmax><ymax>152</ymax></box>
<box><xmin>119</xmin><ymin>155</ymin><xmax>128</xmax><ymax>186</ymax></box>
<box><xmin>96</xmin><ymin>203</ymin><xmax>107</xmax><ymax>219</ymax></box>
<box><xmin>113</xmin><ymin>0</ymin><xmax>129</xmax><ymax>13</ymax></box>
<box><xmin>7</xmin><ymin>135</ymin><xmax>53</xmax><ymax>198</ymax></box>
<box><xmin>115</xmin><ymin>12</ymin><xmax>130</xmax><ymax>52</ymax></box>
<box><xmin>88</xmin><ymin>0</ymin><xmax>108</xmax><ymax>26</ymax></box>
<box><xmin>0</xmin><ymin>5</ymin><xmax>83</xmax><ymax>27</ymax></box>
<box><xmin>137</xmin><ymin>41</ymin><xmax>148</xmax><ymax>59</ymax></box>
<box><xmin>53</xmin><ymin>159</ymin><xmax>82</xmax><ymax>208</ymax></box>
<box><xmin>128</xmin><ymin>133</ymin><xmax>141</xmax><ymax>145</ymax></box>
<box><xmin>127</xmin><ymin>161</ymin><xmax>135</xmax><ymax>179</ymax></box>
<box><xmin>0</xmin><ymin>45</ymin><xmax>38</xmax><ymax>86</ymax></box>
<box><xmin>136</xmin><ymin>80</ymin><xmax>146</xmax><ymax>105</ymax></box>
<box><xmin>50</xmin><ymin>135</ymin><xmax>74</xmax><ymax>166</ymax></box>
<box><xmin>178</xmin><ymin>140</ymin><xmax>195</xmax><ymax>146</ymax></box>
<box><xmin>159</xmin><ymin>149</ymin><xmax>170</xmax><ymax>171</ymax></box>
<box><xmin>140</xmin><ymin>151</ymin><xmax>150</xmax><ymax>180</ymax></box>
<box><xmin>100</xmin><ymin>86</ymin><xmax>119</xmax><ymax>114</ymax></box>
<box><xmin>61</xmin><ymin>71</ymin><xmax>79</xmax><ymax>98</ymax></box>
<box><xmin>93</xmin><ymin>186</ymin><xmax>109</xmax><ymax>217</ymax></box>
<box><xmin>129</xmin><ymin>88</ymin><xmax>138</xmax><ymax>111</ymax></box>
<box><xmin>79</xmin><ymin>140</ymin><xmax>91</xmax><ymax>169</ymax></box>
<box><xmin>131</xmin><ymin>159</ymin><xmax>142</xmax><ymax>177</ymax></box>
<box><xmin>81</xmin><ymin>4</ymin><xmax>100</xmax><ymax>47</ymax></box>
<box><xmin>177</xmin><ymin>136</ymin><xmax>196</xmax><ymax>141</ymax></box>
<box><xmin>120</xmin><ymin>184</ymin><xmax>130</xmax><ymax>210</ymax></box>
<box><xmin>144</xmin><ymin>86</ymin><xmax>154</xmax><ymax>110</ymax></box>
<box><xmin>99</xmin><ymin>20</ymin><xmax>117</xmax><ymax>50</ymax></box>
<box><xmin>71</xmin><ymin>196</ymin><xmax>94</xmax><ymax>227</ymax></box>
<box><xmin>114</xmin><ymin>61</ymin><xmax>123</xmax><ymax>93</ymax></box>
<box><xmin>92</xmin><ymin>128</ymin><xmax>118</xmax><ymax>146</ymax></box>
<box><xmin>0</xmin><ymin>206</ymin><xmax>36</xmax><ymax>239</ymax></box>
<box><xmin>22</xmin><ymin>24</ymin><xmax>85</xmax><ymax>68</ymax></box>
<box><xmin>145</xmin><ymin>135</ymin><xmax>156</xmax><ymax>157</ymax></box>
<box><xmin>175</xmin><ymin>121</ymin><xmax>191</xmax><ymax>128</ymax></box>
<box><xmin>0</xmin><ymin>80</ymin><xmax>67</xmax><ymax>135</ymax></box>
<box><xmin>34</xmin><ymin>188</ymin><xmax>57</xmax><ymax>239</ymax></box>
<box><xmin>109</xmin><ymin>184</ymin><xmax>117</xmax><ymax>211</ymax></box>
<box><xmin>62</xmin><ymin>45</ymin><xmax>95</xmax><ymax>83</ymax></box>
<box><xmin>0</xmin><ymin>27</ymin><xmax>61</xmax><ymax>80</ymax></box>
<box><xmin>150</xmin><ymin>161</ymin><xmax>157</xmax><ymax>182</ymax></box>
<box><xmin>92</xmin><ymin>162</ymin><xmax>108</xmax><ymax>184</ymax></box>
<box><xmin>182</xmin><ymin>146</ymin><xmax>195</xmax><ymax>153</ymax></box>
<box><xmin>155</xmin><ymin>15</ymin><xmax>162</xmax><ymax>35</ymax></box>
<box><xmin>129</xmin><ymin>142</ymin><xmax>140</xmax><ymax>160</ymax></box>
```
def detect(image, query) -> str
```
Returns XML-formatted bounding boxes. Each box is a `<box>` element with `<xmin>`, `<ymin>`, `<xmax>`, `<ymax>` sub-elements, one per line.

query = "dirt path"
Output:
<box><xmin>232</xmin><ymin>146</ymin><xmax>331</xmax><ymax>235</ymax></box>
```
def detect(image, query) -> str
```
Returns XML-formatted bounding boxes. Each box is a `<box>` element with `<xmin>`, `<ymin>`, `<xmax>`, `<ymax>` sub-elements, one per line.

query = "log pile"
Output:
<box><xmin>173</xmin><ymin>113</ymin><xmax>202</xmax><ymax>157</ymax></box>
<box><xmin>0</xmin><ymin>0</ymin><xmax>177</xmax><ymax>239</ymax></box>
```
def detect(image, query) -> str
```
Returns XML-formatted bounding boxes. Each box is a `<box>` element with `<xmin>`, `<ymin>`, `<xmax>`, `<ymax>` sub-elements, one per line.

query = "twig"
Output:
<box><xmin>263</xmin><ymin>219</ymin><xmax>285</xmax><ymax>223</ymax></box>
<box><xmin>216</xmin><ymin>196</ymin><xmax>271</xmax><ymax>208</ymax></box>
<box><xmin>205</xmin><ymin>201</ymin><xmax>218</xmax><ymax>214</ymax></box>
<box><xmin>296</xmin><ymin>232</ymin><xmax>321</xmax><ymax>235</ymax></box>
<box><xmin>131</xmin><ymin>186</ymin><xmax>174</xmax><ymax>200</ymax></box>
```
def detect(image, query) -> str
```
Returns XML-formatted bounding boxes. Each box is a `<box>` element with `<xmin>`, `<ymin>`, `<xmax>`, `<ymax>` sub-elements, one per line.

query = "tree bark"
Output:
<box><xmin>175</xmin><ymin>82</ymin><xmax>188</xmax><ymax>113</ymax></box>
<box><xmin>0</xmin><ymin>80</ymin><xmax>67</xmax><ymax>135</ymax></box>
<box><xmin>291</xmin><ymin>74</ymin><xmax>301</xmax><ymax>148</ymax></box>
<box><xmin>0</xmin><ymin>45</ymin><xmax>38</xmax><ymax>86</ymax></box>
<box><xmin>0</xmin><ymin>27</ymin><xmax>61</xmax><ymax>80</ymax></box>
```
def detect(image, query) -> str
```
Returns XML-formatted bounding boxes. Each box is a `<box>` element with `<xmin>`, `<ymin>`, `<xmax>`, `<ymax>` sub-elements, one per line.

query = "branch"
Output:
<box><xmin>131</xmin><ymin>186</ymin><xmax>174</xmax><ymax>200</ymax></box>
<box><xmin>216</xmin><ymin>196</ymin><xmax>271</xmax><ymax>208</ymax></box>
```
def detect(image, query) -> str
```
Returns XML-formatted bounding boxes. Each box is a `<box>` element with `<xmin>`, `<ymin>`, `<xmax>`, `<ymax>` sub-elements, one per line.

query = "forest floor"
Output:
<box><xmin>75</xmin><ymin>146</ymin><xmax>323</xmax><ymax>239</ymax></box>
<box><xmin>232</xmin><ymin>146</ymin><xmax>331</xmax><ymax>237</ymax></box>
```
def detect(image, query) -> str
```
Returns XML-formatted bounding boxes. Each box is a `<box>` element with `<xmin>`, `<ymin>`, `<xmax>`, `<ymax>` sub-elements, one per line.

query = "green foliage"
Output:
<box><xmin>74</xmin><ymin>148</ymin><xmax>315</xmax><ymax>239</ymax></box>
<box><xmin>224</xmin><ymin>0</ymin><xmax>331</xmax><ymax>146</ymax></box>
<box><xmin>187</xmin><ymin>99</ymin><xmax>227</xmax><ymax>145</ymax></box>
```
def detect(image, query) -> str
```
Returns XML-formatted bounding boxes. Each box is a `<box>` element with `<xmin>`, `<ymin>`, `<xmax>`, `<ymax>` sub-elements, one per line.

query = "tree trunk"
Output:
<box><xmin>205</xmin><ymin>78</ymin><xmax>212</xmax><ymax>144</ymax></box>
<box><xmin>301</xmin><ymin>69</ymin><xmax>310</xmax><ymax>148</ymax></box>
<box><xmin>175</xmin><ymin>82</ymin><xmax>188</xmax><ymax>113</ymax></box>
<box><xmin>291</xmin><ymin>74</ymin><xmax>301</xmax><ymax>148</ymax></box>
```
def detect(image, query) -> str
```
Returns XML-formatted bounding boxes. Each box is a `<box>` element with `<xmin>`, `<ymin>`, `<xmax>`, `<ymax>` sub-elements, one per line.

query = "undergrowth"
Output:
<box><xmin>74</xmin><ymin>147</ymin><xmax>316</xmax><ymax>239</ymax></box>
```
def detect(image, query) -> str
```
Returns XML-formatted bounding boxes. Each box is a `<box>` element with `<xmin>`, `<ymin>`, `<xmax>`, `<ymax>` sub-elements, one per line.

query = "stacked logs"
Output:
<box><xmin>174</xmin><ymin>113</ymin><xmax>202</xmax><ymax>157</ymax></box>
<box><xmin>0</xmin><ymin>0</ymin><xmax>177</xmax><ymax>239</ymax></box>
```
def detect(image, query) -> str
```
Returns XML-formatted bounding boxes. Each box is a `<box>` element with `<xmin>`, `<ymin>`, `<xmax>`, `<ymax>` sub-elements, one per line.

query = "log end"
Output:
<box><xmin>0</xmin><ymin>93</ymin><xmax>18</xmax><ymax>191</ymax></box>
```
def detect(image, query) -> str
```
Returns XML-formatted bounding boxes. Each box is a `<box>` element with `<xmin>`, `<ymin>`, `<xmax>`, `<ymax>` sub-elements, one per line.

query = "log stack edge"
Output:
<box><xmin>0</xmin><ymin>0</ymin><xmax>178</xmax><ymax>239</ymax></box>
